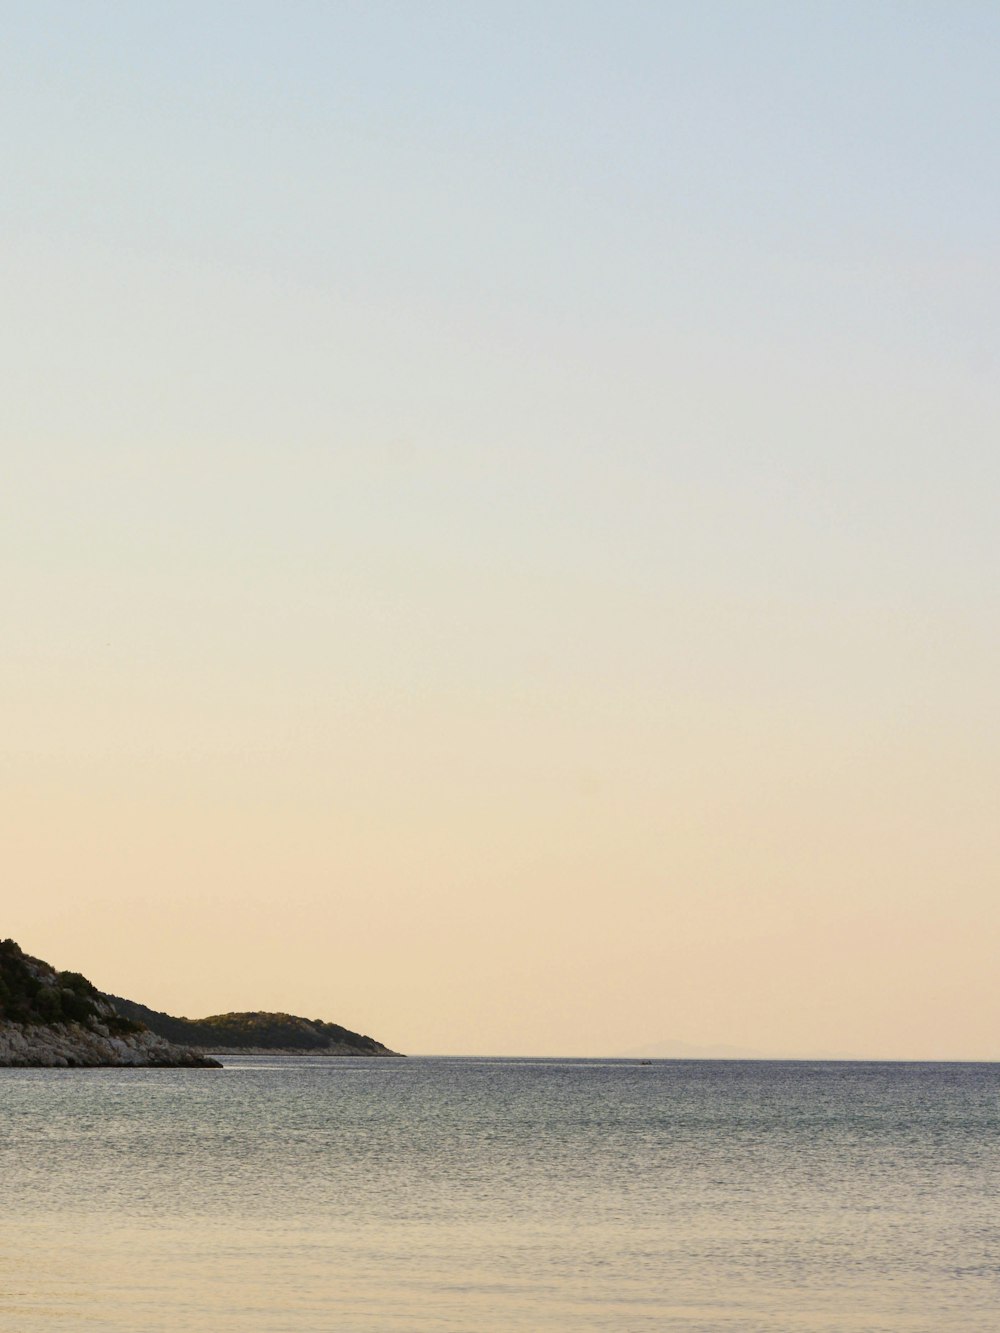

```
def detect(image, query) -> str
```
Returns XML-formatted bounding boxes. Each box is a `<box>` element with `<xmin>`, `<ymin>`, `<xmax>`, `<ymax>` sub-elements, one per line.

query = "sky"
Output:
<box><xmin>4</xmin><ymin>1</ymin><xmax>999</xmax><ymax>1057</ymax></box>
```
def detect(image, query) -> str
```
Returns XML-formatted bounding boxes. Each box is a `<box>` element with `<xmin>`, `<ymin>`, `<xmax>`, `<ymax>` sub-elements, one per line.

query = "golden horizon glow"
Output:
<box><xmin>5</xmin><ymin>4</ymin><xmax>999</xmax><ymax>1058</ymax></box>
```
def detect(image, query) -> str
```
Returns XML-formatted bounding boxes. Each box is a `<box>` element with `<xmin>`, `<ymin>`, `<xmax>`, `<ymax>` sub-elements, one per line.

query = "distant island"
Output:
<box><xmin>107</xmin><ymin>996</ymin><xmax>401</xmax><ymax>1057</ymax></box>
<box><xmin>0</xmin><ymin>938</ymin><xmax>401</xmax><ymax>1067</ymax></box>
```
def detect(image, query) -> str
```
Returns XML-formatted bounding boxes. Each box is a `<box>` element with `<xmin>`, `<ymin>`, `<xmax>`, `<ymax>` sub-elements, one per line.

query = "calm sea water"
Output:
<box><xmin>1</xmin><ymin>1058</ymin><xmax>998</xmax><ymax>1331</ymax></box>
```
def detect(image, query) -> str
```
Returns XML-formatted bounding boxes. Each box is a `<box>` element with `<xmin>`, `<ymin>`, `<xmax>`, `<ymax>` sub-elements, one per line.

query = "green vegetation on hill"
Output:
<box><xmin>0</xmin><ymin>939</ymin><xmax>140</xmax><ymax>1035</ymax></box>
<box><xmin>108</xmin><ymin>995</ymin><xmax>398</xmax><ymax>1054</ymax></box>
<box><xmin>1</xmin><ymin>938</ymin><xmax>398</xmax><ymax>1056</ymax></box>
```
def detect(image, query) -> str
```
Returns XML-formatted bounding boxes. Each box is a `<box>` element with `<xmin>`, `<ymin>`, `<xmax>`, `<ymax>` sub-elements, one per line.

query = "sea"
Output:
<box><xmin>1</xmin><ymin>1057</ymin><xmax>998</xmax><ymax>1332</ymax></box>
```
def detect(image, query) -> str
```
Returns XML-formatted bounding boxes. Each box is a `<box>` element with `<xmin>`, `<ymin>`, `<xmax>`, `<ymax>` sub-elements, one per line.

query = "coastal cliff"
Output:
<box><xmin>0</xmin><ymin>940</ymin><xmax>219</xmax><ymax>1068</ymax></box>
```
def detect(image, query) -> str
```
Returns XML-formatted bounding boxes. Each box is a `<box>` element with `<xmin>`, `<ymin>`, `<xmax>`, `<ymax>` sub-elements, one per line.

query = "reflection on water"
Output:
<box><xmin>1</xmin><ymin>1058</ymin><xmax>998</xmax><ymax>1330</ymax></box>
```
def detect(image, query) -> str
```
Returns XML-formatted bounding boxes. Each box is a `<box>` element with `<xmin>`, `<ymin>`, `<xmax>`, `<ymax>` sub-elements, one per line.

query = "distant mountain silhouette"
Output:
<box><xmin>107</xmin><ymin>995</ymin><xmax>401</xmax><ymax>1056</ymax></box>
<box><xmin>620</xmin><ymin>1038</ymin><xmax>860</xmax><ymax>1060</ymax></box>
<box><xmin>619</xmin><ymin>1038</ymin><xmax>764</xmax><ymax>1059</ymax></box>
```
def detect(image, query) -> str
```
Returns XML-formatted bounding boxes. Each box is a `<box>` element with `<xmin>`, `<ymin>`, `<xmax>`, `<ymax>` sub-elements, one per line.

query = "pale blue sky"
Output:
<box><xmin>4</xmin><ymin>3</ymin><xmax>999</xmax><ymax>1055</ymax></box>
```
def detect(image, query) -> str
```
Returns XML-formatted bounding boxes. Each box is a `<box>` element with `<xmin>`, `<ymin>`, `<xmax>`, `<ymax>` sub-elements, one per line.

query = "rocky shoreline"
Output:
<box><xmin>0</xmin><ymin>1019</ymin><xmax>220</xmax><ymax>1068</ymax></box>
<box><xmin>200</xmin><ymin>1045</ymin><xmax>398</xmax><ymax>1057</ymax></box>
<box><xmin>0</xmin><ymin>939</ymin><xmax>219</xmax><ymax>1068</ymax></box>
